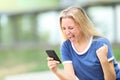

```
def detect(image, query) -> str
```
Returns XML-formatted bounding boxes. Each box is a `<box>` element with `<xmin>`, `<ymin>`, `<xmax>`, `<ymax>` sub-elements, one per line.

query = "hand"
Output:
<box><xmin>47</xmin><ymin>57</ymin><xmax>60</xmax><ymax>73</ymax></box>
<box><xmin>96</xmin><ymin>44</ymin><xmax>108</xmax><ymax>62</ymax></box>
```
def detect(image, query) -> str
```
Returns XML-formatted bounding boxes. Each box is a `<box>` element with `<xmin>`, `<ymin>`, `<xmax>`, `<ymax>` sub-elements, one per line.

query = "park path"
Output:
<box><xmin>4</xmin><ymin>71</ymin><xmax>58</xmax><ymax>80</ymax></box>
<box><xmin>4</xmin><ymin>62</ymin><xmax>120</xmax><ymax>80</ymax></box>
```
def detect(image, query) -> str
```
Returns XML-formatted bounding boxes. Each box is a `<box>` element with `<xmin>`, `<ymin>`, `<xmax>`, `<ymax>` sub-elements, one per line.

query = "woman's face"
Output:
<box><xmin>61</xmin><ymin>18</ymin><xmax>82</xmax><ymax>43</ymax></box>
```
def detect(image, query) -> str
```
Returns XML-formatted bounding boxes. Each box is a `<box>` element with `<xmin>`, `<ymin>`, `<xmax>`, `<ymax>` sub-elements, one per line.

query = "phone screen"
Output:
<box><xmin>46</xmin><ymin>50</ymin><xmax>61</xmax><ymax>63</ymax></box>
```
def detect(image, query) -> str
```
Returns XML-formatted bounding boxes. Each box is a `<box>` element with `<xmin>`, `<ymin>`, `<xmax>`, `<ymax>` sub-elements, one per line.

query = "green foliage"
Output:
<box><xmin>0</xmin><ymin>45</ymin><xmax>61</xmax><ymax>79</ymax></box>
<box><xmin>0</xmin><ymin>48</ymin><xmax>47</xmax><ymax>70</ymax></box>
<box><xmin>113</xmin><ymin>47</ymin><xmax>120</xmax><ymax>62</ymax></box>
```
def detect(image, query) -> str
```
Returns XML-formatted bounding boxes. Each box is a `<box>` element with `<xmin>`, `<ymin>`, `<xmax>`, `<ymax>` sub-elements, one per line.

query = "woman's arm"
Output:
<box><xmin>47</xmin><ymin>57</ymin><xmax>76</xmax><ymax>80</ymax></box>
<box><xmin>96</xmin><ymin>45</ymin><xmax>116</xmax><ymax>80</ymax></box>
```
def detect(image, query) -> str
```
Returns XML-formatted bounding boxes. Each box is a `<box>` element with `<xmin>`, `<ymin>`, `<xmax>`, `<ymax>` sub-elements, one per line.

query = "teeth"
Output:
<box><xmin>68</xmin><ymin>35</ymin><xmax>74</xmax><ymax>39</ymax></box>
<box><xmin>69</xmin><ymin>36</ymin><xmax>72</xmax><ymax>39</ymax></box>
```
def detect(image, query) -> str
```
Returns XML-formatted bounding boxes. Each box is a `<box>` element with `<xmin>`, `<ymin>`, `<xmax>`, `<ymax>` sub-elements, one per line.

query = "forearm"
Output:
<box><xmin>53</xmin><ymin>68</ymin><xmax>76</xmax><ymax>80</ymax></box>
<box><xmin>96</xmin><ymin>44</ymin><xmax>116</xmax><ymax>80</ymax></box>
<box><xmin>53</xmin><ymin>69</ymin><xmax>68</xmax><ymax>80</ymax></box>
<box><xmin>99</xmin><ymin>58</ymin><xmax>116</xmax><ymax>80</ymax></box>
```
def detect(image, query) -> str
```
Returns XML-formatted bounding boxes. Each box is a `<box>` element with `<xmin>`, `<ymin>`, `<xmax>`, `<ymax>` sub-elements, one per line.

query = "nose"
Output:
<box><xmin>65</xmin><ymin>30</ymin><xmax>70</xmax><ymax>35</ymax></box>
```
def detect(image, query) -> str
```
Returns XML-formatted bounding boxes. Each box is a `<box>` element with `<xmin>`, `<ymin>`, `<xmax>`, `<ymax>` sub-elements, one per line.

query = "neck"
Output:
<box><xmin>75</xmin><ymin>36</ymin><xmax>91</xmax><ymax>45</ymax></box>
<box><xmin>73</xmin><ymin>36</ymin><xmax>92</xmax><ymax>52</ymax></box>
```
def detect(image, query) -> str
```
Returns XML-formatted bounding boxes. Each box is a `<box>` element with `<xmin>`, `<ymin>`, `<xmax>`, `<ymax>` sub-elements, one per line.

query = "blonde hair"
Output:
<box><xmin>59</xmin><ymin>6</ymin><xmax>100</xmax><ymax>41</ymax></box>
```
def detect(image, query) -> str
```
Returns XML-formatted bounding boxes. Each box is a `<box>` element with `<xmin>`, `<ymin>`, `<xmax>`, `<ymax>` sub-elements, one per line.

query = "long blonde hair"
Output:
<box><xmin>59</xmin><ymin>6</ymin><xmax>100</xmax><ymax>41</ymax></box>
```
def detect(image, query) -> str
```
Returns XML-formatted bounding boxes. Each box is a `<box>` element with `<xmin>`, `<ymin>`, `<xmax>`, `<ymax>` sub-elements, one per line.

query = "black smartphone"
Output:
<box><xmin>46</xmin><ymin>50</ymin><xmax>61</xmax><ymax>64</ymax></box>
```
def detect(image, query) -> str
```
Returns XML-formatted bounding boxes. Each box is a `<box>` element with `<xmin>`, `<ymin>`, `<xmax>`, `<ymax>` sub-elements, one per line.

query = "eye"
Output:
<box><xmin>61</xmin><ymin>27</ymin><xmax>66</xmax><ymax>30</ymax></box>
<box><xmin>69</xmin><ymin>26</ymin><xmax>74</xmax><ymax>30</ymax></box>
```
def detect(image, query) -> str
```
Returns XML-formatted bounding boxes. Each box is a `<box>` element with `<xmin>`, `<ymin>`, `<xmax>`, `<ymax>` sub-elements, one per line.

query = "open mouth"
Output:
<box><xmin>68</xmin><ymin>35</ymin><xmax>75</xmax><ymax>40</ymax></box>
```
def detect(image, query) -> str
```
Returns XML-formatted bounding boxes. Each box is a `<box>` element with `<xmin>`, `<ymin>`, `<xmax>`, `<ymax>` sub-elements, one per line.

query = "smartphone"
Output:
<box><xmin>46</xmin><ymin>50</ymin><xmax>61</xmax><ymax>63</ymax></box>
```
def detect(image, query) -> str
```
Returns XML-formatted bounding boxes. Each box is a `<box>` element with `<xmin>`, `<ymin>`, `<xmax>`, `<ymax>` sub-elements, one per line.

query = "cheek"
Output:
<box><xmin>74</xmin><ymin>30</ymin><xmax>81</xmax><ymax>36</ymax></box>
<box><xmin>62</xmin><ymin>30</ymin><xmax>66</xmax><ymax>34</ymax></box>
<box><xmin>62</xmin><ymin>30</ymin><xmax>68</xmax><ymax>37</ymax></box>
<box><xmin>73</xmin><ymin>29</ymin><xmax>79</xmax><ymax>33</ymax></box>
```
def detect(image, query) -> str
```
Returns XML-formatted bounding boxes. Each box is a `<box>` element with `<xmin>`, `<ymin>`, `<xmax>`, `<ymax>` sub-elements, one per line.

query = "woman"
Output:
<box><xmin>47</xmin><ymin>6</ymin><xmax>120</xmax><ymax>80</ymax></box>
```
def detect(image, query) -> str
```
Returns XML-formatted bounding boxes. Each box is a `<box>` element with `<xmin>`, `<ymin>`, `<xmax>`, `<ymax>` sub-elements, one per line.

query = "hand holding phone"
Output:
<box><xmin>46</xmin><ymin>50</ymin><xmax>61</xmax><ymax>64</ymax></box>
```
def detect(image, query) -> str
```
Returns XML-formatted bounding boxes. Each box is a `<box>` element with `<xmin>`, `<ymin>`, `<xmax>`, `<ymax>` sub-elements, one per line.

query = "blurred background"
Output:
<box><xmin>0</xmin><ymin>0</ymin><xmax>120</xmax><ymax>80</ymax></box>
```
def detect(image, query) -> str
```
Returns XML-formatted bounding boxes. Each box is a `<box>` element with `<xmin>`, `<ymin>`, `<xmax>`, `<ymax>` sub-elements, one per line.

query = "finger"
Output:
<box><xmin>96</xmin><ymin>46</ymin><xmax>103</xmax><ymax>53</ymax></box>
<box><xmin>49</xmin><ymin>64</ymin><xmax>57</xmax><ymax>69</ymax></box>
<box><xmin>49</xmin><ymin>60</ymin><xmax>59</xmax><ymax>65</ymax></box>
<box><xmin>48</xmin><ymin>62</ymin><xmax>55</xmax><ymax>69</ymax></box>
<box><xmin>48</xmin><ymin>61</ymin><xmax>59</xmax><ymax>68</ymax></box>
<box><xmin>103</xmin><ymin>43</ymin><xmax>107</xmax><ymax>46</ymax></box>
<box><xmin>57</xmin><ymin>61</ymin><xmax>60</xmax><ymax>64</ymax></box>
<box><xmin>103</xmin><ymin>44</ymin><xmax>108</xmax><ymax>48</ymax></box>
<box><xmin>100</xmin><ymin>44</ymin><xmax>108</xmax><ymax>51</ymax></box>
<box><xmin>47</xmin><ymin>57</ymin><xmax>53</xmax><ymax>61</ymax></box>
<box><xmin>53</xmin><ymin>60</ymin><xmax>60</xmax><ymax>64</ymax></box>
<box><xmin>98</xmin><ymin>44</ymin><xmax>107</xmax><ymax>50</ymax></box>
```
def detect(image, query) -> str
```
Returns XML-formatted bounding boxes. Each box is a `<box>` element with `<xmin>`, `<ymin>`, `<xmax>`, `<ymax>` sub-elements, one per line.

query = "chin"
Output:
<box><xmin>69</xmin><ymin>39</ymin><xmax>75</xmax><ymax>43</ymax></box>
